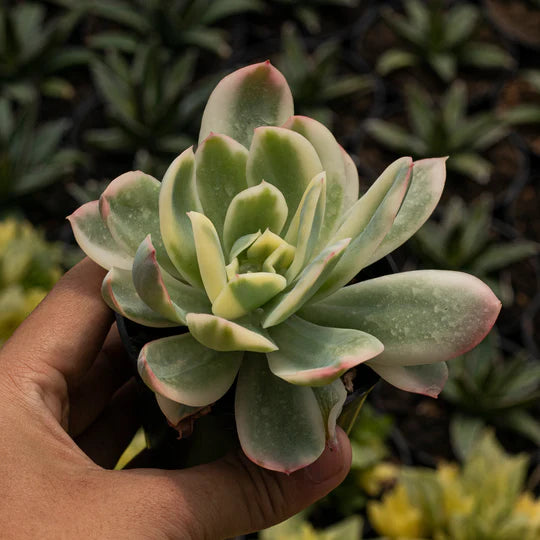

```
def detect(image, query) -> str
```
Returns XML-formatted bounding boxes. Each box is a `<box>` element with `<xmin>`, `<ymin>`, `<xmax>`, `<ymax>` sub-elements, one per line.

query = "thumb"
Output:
<box><xmin>126</xmin><ymin>426</ymin><xmax>351</xmax><ymax>539</ymax></box>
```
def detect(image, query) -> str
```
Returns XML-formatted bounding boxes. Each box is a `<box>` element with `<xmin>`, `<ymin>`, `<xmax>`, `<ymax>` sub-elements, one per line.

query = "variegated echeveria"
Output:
<box><xmin>68</xmin><ymin>62</ymin><xmax>501</xmax><ymax>473</ymax></box>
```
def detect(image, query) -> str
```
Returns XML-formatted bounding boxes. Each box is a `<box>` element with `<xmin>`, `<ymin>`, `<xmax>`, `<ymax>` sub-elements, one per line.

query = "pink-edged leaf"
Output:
<box><xmin>301</xmin><ymin>270</ymin><xmax>501</xmax><ymax>366</ymax></box>
<box><xmin>102</xmin><ymin>267</ymin><xmax>179</xmax><ymax>328</ymax></box>
<box><xmin>138</xmin><ymin>333</ymin><xmax>242</xmax><ymax>407</ymax></box>
<box><xmin>67</xmin><ymin>200</ymin><xmax>132</xmax><ymax>270</ymax></box>
<box><xmin>366</xmin><ymin>157</ymin><xmax>447</xmax><ymax>266</ymax></box>
<box><xmin>132</xmin><ymin>235</ymin><xmax>211</xmax><ymax>324</ymax></box>
<box><xmin>369</xmin><ymin>361</ymin><xmax>449</xmax><ymax>398</ymax></box>
<box><xmin>235</xmin><ymin>353</ymin><xmax>326</xmax><ymax>473</ymax></box>
<box><xmin>155</xmin><ymin>393</ymin><xmax>205</xmax><ymax>426</ymax></box>
<box><xmin>199</xmin><ymin>61</ymin><xmax>294</xmax><ymax>149</ymax></box>
<box><xmin>99</xmin><ymin>171</ymin><xmax>178</xmax><ymax>277</ymax></box>
<box><xmin>266</xmin><ymin>316</ymin><xmax>383</xmax><ymax>386</ymax></box>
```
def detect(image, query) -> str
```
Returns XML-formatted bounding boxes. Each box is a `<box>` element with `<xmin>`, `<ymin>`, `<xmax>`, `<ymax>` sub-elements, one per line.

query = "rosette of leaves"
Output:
<box><xmin>366</xmin><ymin>81</ymin><xmax>508</xmax><ymax>184</ymax></box>
<box><xmin>276</xmin><ymin>23</ymin><xmax>373</xmax><ymax>128</ymax></box>
<box><xmin>0</xmin><ymin>218</ymin><xmax>63</xmax><ymax>344</ymax></box>
<box><xmin>377</xmin><ymin>0</ymin><xmax>514</xmax><ymax>81</ymax></box>
<box><xmin>88</xmin><ymin>44</ymin><xmax>211</xmax><ymax>177</ymax></box>
<box><xmin>412</xmin><ymin>195</ymin><xmax>539</xmax><ymax>305</ymax></box>
<box><xmin>444</xmin><ymin>330</ymin><xmax>540</xmax><ymax>455</ymax></box>
<box><xmin>0</xmin><ymin>1</ymin><xmax>89</xmax><ymax>102</ymax></box>
<box><xmin>63</xmin><ymin>0</ymin><xmax>264</xmax><ymax>58</ymax></box>
<box><xmin>69</xmin><ymin>62</ymin><xmax>501</xmax><ymax>473</ymax></box>
<box><xmin>0</xmin><ymin>98</ymin><xmax>82</xmax><ymax>203</ymax></box>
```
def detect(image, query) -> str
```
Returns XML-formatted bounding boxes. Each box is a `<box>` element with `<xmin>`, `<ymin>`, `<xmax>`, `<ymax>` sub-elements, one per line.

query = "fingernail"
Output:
<box><xmin>304</xmin><ymin>438</ymin><xmax>343</xmax><ymax>484</ymax></box>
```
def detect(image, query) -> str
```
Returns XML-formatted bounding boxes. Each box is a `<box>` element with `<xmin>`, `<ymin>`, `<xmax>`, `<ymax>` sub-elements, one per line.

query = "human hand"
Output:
<box><xmin>0</xmin><ymin>258</ymin><xmax>351</xmax><ymax>539</ymax></box>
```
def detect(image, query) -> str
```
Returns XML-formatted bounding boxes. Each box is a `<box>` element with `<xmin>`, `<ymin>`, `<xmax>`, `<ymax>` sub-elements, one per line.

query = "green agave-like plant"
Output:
<box><xmin>68</xmin><ymin>62</ymin><xmax>501</xmax><ymax>473</ymax></box>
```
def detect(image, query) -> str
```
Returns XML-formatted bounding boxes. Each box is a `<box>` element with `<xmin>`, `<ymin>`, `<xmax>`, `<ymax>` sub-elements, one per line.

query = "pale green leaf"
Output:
<box><xmin>102</xmin><ymin>268</ymin><xmax>178</xmax><ymax>328</ymax></box>
<box><xmin>138</xmin><ymin>334</ymin><xmax>242</xmax><ymax>407</ymax></box>
<box><xmin>159</xmin><ymin>148</ymin><xmax>204</xmax><ymax>288</ymax></box>
<box><xmin>267</xmin><ymin>316</ymin><xmax>383</xmax><ymax>385</ymax></box>
<box><xmin>195</xmin><ymin>134</ymin><xmax>249</xmax><ymax>239</ymax></box>
<box><xmin>312</xmin><ymin>379</ymin><xmax>347</xmax><ymax>440</ymax></box>
<box><xmin>368</xmin><ymin>361</ymin><xmax>448</xmax><ymax>397</ymax></box>
<box><xmin>301</xmin><ymin>270</ymin><xmax>501</xmax><ymax>366</ymax></box>
<box><xmin>67</xmin><ymin>200</ymin><xmax>133</xmax><ymax>270</ymax></box>
<box><xmin>247</xmin><ymin>126</ymin><xmax>324</xmax><ymax>231</ymax></box>
<box><xmin>366</xmin><ymin>157</ymin><xmax>447</xmax><ymax>266</ymax></box>
<box><xmin>199</xmin><ymin>61</ymin><xmax>294</xmax><ymax>149</ymax></box>
<box><xmin>235</xmin><ymin>354</ymin><xmax>325</xmax><ymax>473</ymax></box>
<box><xmin>155</xmin><ymin>393</ymin><xmax>204</xmax><ymax>426</ymax></box>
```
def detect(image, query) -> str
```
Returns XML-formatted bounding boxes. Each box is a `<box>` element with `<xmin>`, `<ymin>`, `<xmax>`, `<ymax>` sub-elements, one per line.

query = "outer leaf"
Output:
<box><xmin>262</xmin><ymin>238</ymin><xmax>350</xmax><ymax>328</ymax></box>
<box><xmin>314</xmin><ymin>158</ymin><xmax>412</xmax><ymax>299</ymax></box>
<box><xmin>235</xmin><ymin>354</ymin><xmax>325</xmax><ymax>473</ymax></box>
<box><xmin>312</xmin><ymin>379</ymin><xmax>347</xmax><ymax>440</ymax></box>
<box><xmin>340</xmin><ymin>146</ymin><xmax>360</xmax><ymax>210</ymax></box>
<box><xmin>195</xmin><ymin>134</ymin><xmax>249</xmax><ymax>239</ymax></box>
<box><xmin>199</xmin><ymin>61</ymin><xmax>294</xmax><ymax>149</ymax></box>
<box><xmin>301</xmin><ymin>270</ymin><xmax>501</xmax><ymax>366</ymax></box>
<box><xmin>366</xmin><ymin>157</ymin><xmax>447</xmax><ymax>266</ymax></box>
<box><xmin>285</xmin><ymin>172</ymin><xmax>326</xmax><ymax>282</ymax></box>
<box><xmin>212</xmin><ymin>272</ymin><xmax>287</xmax><ymax>319</ymax></box>
<box><xmin>247</xmin><ymin>126</ymin><xmax>324</xmax><ymax>231</ymax></box>
<box><xmin>267</xmin><ymin>316</ymin><xmax>383</xmax><ymax>385</ymax></box>
<box><xmin>67</xmin><ymin>200</ymin><xmax>132</xmax><ymax>270</ymax></box>
<box><xmin>188</xmin><ymin>212</ymin><xmax>227</xmax><ymax>303</ymax></box>
<box><xmin>283</xmin><ymin>116</ymin><xmax>352</xmax><ymax>242</ymax></box>
<box><xmin>187</xmin><ymin>313</ymin><xmax>277</xmax><ymax>352</ymax></box>
<box><xmin>132</xmin><ymin>236</ymin><xmax>211</xmax><ymax>323</ymax></box>
<box><xmin>159</xmin><ymin>147</ymin><xmax>204</xmax><ymax>288</ymax></box>
<box><xmin>99</xmin><ymin>171</ymin><xmax>176</xmax><ymax>275</ymax></box>
<box><xmin>223</xmin><ymin>182</ymin><xmax>288</xmax><ymax>254</ymax></box>
<box><xmin>138</xmin><ymin>334</ymin><xmax>242</xmax><ymax>407</ymax></box>
<box><xmin>155</xmin><ymin>393</ymin><xmax>204</xmax><ymax>427</ymax></box>
<box><xmin>368</xmin><ymin>361</ymin><xmax>449</xmax><ymax>398</ymax></box>
<box><xmin>102</xmin><ymin>268</ymin><xmax>178</xmax><ymax>328</ymax></box>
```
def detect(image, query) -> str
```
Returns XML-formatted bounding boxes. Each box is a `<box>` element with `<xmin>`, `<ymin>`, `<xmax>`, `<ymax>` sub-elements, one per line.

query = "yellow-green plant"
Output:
<box><xmin>368</xmin><ymin>430</ymin><xmax>540</xmax><ymax>540</ymax></box>
<box><xmin>0</xmin><ymin>219</ymin><xmax>63</xmax><ymax>345</ymax></box>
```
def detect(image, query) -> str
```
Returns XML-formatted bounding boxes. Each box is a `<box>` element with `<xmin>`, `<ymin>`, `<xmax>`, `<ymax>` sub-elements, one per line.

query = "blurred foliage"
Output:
<box><xmin>268</xmin><ymin>0</ymin><xmax>360</xmax><ymax>34</ymax></box>
<box><xmin>412</xmin><ymin>195</ymin><xmax>539</xmax><ymax>304</ymax></box>
<box><xmin>56</xmin><ymin>0</ymin><xmax>264</xmax><ymax>58</ymax></box>
<box><xmin>444</xmin><ymin>330</ymin><xmax>540</xmax><ymax>454</ymax></box>
<box><xmin>261</xmin><ymin>512</ymin><xmax>363</xmax><ymax>540</ymax></box>
<box><xmin>0</xmin><ymin>1</ymin><xmax>89</xmax><ymax>102</ymax></box>
<box><xmin>0</xmin><ymin>98</ymin><xmax>83</xmax><ymax>203</ymax></box>
<box><xmin>0</xmin><ymin>218</ymin><xmax>63</xmax><ymax>345</ymax></box>
<box><xmin>276</xmin><ymin>23</ymin><xmax>372</xmax><ymax>128</ymax></box>
<box><xmin>365</xmin><ymin>81</ymin><xmax>509</xmax><ymax>184</ymax></box>
<box><xmin>88</xmin><ymin>44</ymin><xmax>213</xmax><ymax>178</ymax></box>
<box><xmin>377</xmin><ymin>0</ymin><xmax>514</xmax><ymax>81</ymax></box>
<box><xmin>367</xmin><ymin>429</ymin><xmax>540</xmax><ymax>540</ymax></box>
<box><xmin>66</xmin><ymin>178</ymin><xmax>110</xmax><ymax>206</ymax></box>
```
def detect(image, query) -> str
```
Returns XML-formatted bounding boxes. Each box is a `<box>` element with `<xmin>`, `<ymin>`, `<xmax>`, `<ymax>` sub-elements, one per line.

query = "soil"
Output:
<box><xmin>485</xmin><ymin>0</ymin><xmax>540</xmax><ymax>48</ymax></box>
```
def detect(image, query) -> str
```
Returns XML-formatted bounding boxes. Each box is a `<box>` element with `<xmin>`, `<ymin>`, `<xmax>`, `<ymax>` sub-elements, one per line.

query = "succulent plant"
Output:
<box><xmin>88</xmin><ymin>44</ymin><xmax>212</xmax><ymax>178</ymax></box>
<box><xmin>377</xmin><ymin>0</ymin><xmax>514</xmax><ymax>81</ymax></box>
<box><xmin>0</xmin><ymin>1</ymin><xmax>89</xmax><ymax>102</ymax></box>
<box><xmin>0</xmin><ymin>98</ymin><xmax>83</xmax><ymax>203</ymax></box>
<box><xmin>366</xmin><ymin>81</ymin><xmax>508</xmax><ymax>184</ymax></box>
<box><xmin>412</xmin><ymin>195</ymin><xmax>539</xmax><ymax>305</ymax></box>
<box><xmin>68</xmin><ymin>61</ymin><xmax>501</xmax><ymax>473</ymax></box>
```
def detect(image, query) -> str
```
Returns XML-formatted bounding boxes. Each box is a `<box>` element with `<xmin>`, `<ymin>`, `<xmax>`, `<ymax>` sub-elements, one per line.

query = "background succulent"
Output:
<box><xmin>69</xmin><ymin>62</ymin><xmax>500</xmax><ymax>473</ymax></box>
<box><xmin>365</xmin><ymin>81</ymin><xmax>508</xmax><ymax>184</ymax></box>
<box><xmin>377</xmin><ymin>0</ymin><xmax>514</xmax><ymax>81</ymax></box>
